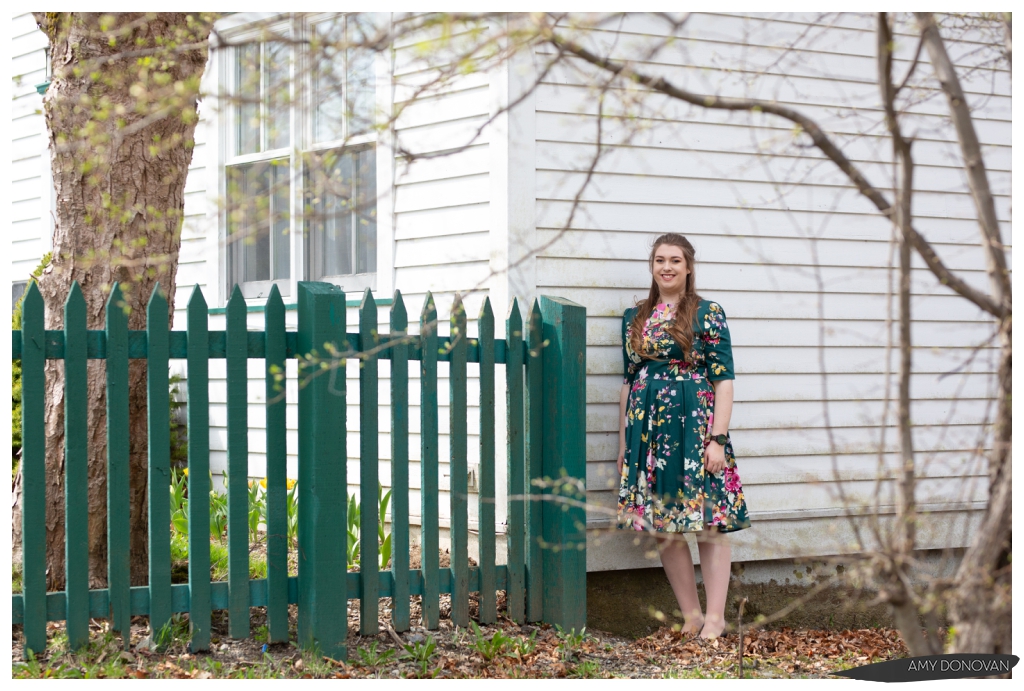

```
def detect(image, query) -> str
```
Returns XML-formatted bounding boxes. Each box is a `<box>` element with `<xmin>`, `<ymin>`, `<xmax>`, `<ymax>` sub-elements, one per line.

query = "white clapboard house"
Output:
<box><xmin>10</xmin><ymin>12</ymin><xmax>1009</xmax><ymax>575</ymax></box>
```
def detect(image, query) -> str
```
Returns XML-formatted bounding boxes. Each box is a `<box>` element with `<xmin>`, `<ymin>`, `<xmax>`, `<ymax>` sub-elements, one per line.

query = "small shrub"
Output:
<box><xmin>554</xmin><ymin>625</ymin><xmax>588</xmax><ymax>662</ymax></box>
<box><xmin>354</xmin><ymin>640</ymin><xmax>396</xmax><ymax>674</ymax></box>
<box><xmin>469</xmin><ymin>621</ymin><xmax>512</xmax><ymax>662</ymax></box>
<box><xmin>402</xmin><ymin>635</ymin><xmax>441</xmax><ymax>678</ymax></box>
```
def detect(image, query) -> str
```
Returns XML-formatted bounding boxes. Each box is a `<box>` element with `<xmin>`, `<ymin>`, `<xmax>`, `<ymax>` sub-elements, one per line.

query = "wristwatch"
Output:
<box><xmin>710</xmin><ymin>433</ymin><xmax>728</xmax><ymax>446</ymax></box>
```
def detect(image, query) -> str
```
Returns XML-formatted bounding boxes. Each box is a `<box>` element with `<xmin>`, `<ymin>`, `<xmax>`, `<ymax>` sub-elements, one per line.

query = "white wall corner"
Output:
<box><xmin>489</xmin><ymin>15</ymin><xmax>538</xmax><ymax>329</ymax></box>
<box><xmin>201</xmin><ymin>31</ymin><xmax>224</xmax><ymax>309</ymax></box>
<box><xmin>375</xmin><ymin>14</ymin><xmax>396</xmax><ymax>299</ymax></box>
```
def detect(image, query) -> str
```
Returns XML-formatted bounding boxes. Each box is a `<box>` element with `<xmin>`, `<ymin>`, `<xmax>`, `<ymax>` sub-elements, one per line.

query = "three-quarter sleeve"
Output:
<box><xmin>703</xmin><ymin>301</ymin><xmax>735</xmax><ymax>381</ymax></box>
<box><xmin>622</xmin><ymin>308</ymin><xmax>640</xmax><ymax>385</ymax></box>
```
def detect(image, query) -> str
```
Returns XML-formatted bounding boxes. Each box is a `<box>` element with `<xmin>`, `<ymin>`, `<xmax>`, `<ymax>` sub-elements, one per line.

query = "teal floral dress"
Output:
<box><xmin>618</xmin><ymin>299</ymin><xmax>751</xmax><ymax>533</ymax></box>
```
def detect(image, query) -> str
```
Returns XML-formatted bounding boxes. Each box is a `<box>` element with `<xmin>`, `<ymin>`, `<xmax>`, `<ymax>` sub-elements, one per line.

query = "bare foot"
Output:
<box><xmin>699</xmin><ymin>619</ymin><xmax>726</xmax><ymax>639</ymax></box>
<box><xmin>680</xmin><ymin>618</ymin><xmax>705</xmax><ymax>636</ymax></box>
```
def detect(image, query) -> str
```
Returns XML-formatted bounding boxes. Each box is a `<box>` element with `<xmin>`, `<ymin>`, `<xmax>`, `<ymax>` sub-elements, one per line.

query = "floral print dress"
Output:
<box><xmin>618</xmin><ymin>299</ymin><xmax>751</xmax><ymax>533</ymax></box>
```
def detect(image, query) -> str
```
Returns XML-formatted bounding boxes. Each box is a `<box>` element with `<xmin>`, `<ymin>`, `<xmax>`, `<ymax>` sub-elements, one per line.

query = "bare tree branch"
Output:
<box><xmin>538</xmin><ymin>16</ymin><xmax>1007</xmax><ymax>320</ymax></box>
<box><xmin>915</xmin><ymin>12</ymin><xmax>1011</xmax><ymax>313</ymax></box>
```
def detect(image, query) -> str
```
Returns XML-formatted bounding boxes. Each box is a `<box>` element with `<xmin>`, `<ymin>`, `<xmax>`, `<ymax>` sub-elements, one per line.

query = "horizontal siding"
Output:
<box><xmin>10</xmin><ymin>14</ymin><xmax>48</xmax><ymax>279</ymax></box>
<box><xmin>533</xmin><ymin>108</ymin><xmax>1011</xmax><ymax>174</ymax></box>
<box><xmin>533</xmin><ymin>12</ymin><xmax>1006</xmax><ymax>568</ymax></box>
<box><xmin>536</xmin><ymin>200</ymin><xmax>1009</xmax><ymax>246</ymax></box>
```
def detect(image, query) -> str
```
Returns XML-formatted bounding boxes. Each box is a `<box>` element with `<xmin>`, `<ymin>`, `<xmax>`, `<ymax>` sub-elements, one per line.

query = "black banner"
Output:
<box><xmin>832</xmin><ymin>654</ymin><xmax>1017</xmax><ymax>682</ymax></box>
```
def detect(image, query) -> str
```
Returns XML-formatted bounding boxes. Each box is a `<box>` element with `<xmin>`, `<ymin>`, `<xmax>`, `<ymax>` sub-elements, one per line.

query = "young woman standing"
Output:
<box><xmin>617</xmin><ymin>233</ymin><xmax>751</xmax><ymax>640</ymax></box>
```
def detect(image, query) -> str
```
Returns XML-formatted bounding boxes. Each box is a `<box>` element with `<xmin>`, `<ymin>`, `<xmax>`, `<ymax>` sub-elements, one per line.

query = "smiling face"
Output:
<box><xmin>651</xmin><ymin>243</ymin><xmax>691</xmax><ymax>300</ymax></box>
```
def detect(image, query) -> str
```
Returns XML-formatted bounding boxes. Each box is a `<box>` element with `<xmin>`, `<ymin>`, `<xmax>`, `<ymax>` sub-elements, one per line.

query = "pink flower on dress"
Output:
<box><xmin>723</xmin><ymin>466</ymin><xmax>741</xmax><ymax>493</ymax></box>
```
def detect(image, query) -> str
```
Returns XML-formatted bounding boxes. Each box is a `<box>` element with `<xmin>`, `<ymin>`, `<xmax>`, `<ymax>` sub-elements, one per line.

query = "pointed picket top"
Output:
<box><xmin>359</xmin><ymin>288</ymin><xmax>377</xmax><ymax>356</ymax></box>
<box><xmin>507</xmin><ymin>297</ymin><xmax>523</xmax><ymax>336</ymax></box>
<box><xmin>479</xmin><ymin>295</ymin><xmax>493</xmax><ymax>324</ymax></box>
<box><xmin>106</xmin><ymin>282</ymin><xmax>127</xmax><ymax>322</ymax></box>
<box><xmin>65</xmin><ymin>280</ymin><xmax>85</xmax><ymax>312</ymax></box>
<box><xmin>420</xmin><ymin>291</ymin><xmax>437</xmax><ymax>336</ymax></box>
<box><xmin>359</xmin><ymin>286</ymin><xmax>376</xmax><ymax>310</ymax></box>
<box><xmin>450</xmin><ymin>293</ymin><xmax>466</xmax><ymax>347</ymax></box>
<box><xmin>22</xmin><ymin>279</ymin><xmax>43</xmax><ymax>315</ymax></box>
<box><xmin>390</xmin><ymin>289</ymin><xmax>407</xmax><ymax>329</ymax></box>
<box><xmin>359</xmin><ymin>287</ymin><xmax>377</xmax><ymax>335</ymax></box>
<box><xmin>188</xmin><ymin>284</ymin><xmax>207</xmax><ymax>311</ymax></box>
<box><xmin>478</xmin><ymin>296</ymin><xmax>494</xmax><ymax>350</ymax></box>
<box><xmin>266</xmin><ymin>283</ymin><xmax>283</xmax><ymax>310</ymax></box>
<box><xmin>147</xmin><ymin>282</ymin><xmax>168</xmax><ymax>319</ymax></box>
<box><xmin>227</xmin><ymin>284</ymin><xmax>246</xmax><ymax>313</ymax></box>
<box><xmin>528</xmin><ymin>297</ymin><xmax>543</xmax><ymax>358</ymax></box>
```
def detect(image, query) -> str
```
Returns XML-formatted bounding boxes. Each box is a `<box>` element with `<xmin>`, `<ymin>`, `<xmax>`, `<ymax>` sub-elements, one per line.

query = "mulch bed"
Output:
<box><xmin>13</xmin><ymin>546</ymin><xmax>912</xmax><ymax>678</ymax></box>
<box><xmin>12</xmin><ymin>590</ymin><xmax>911</xmax><ymax>679</ymax></box>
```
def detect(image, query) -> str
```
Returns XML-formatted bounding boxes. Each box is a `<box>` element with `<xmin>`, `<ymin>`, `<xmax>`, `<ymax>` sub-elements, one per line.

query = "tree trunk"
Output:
<box><xmin>11</xmin><ymin>13</ymin><xmax>211</xmax><ymax>590</ymax></box>
<box><xmin>948</xmin><ymin>321</ymin><xmax>1012</xmax><ymax>656</ymax></box>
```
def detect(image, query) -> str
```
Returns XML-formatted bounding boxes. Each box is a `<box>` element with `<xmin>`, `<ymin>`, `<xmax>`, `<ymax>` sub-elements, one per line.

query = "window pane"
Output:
<box><xmin>324</xmin><ymin>150</ymin><xmax>354</xmax><ymax>278</ymax></box>
<box><xmin>244</xmin><ymin>164</ymin><xmax>271</xmax><ymax>282</ymax></box>
<box><xmin>305</xmin><ymin>147</ymin><xmax>376</xmax><ymax>280</ymax></box>
<box><xmin>272</xmin><ymin>162</ymin><xmax>291</xmax><ymax>280</ymax></box>
<box><xmin>313</xmin><ymin>19</ymin><xmax>346</xmax><ymax>143</ymax></box>
<box><xmin>266</xmin><ymin>41</ymin><xmax>290</xmax><ymax>150</ymax></box>
<box><xmin>347</xmin><ymin>15</ymin><xmax>376</xmax><ymax>136</ymax></box>
<box><xmin>236</xmin><ymin>44</ymin><xmax>260</xmax><ymax>156</ymax></box>
<box><xmin>228</xmin><ymin>159</ymin><xmax>290</xmax><ymax>287</ymax></box>
<box><xmin>354</xmin><ymin>147</ymin><xmax>377</xmax><ymax>274</ymax></box>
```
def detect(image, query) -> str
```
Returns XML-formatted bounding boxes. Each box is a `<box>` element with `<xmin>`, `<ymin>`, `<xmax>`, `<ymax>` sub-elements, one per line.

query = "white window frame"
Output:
<box><xmin>208</xmin><ymin>12</ymin><xmax>394</xmax><ymax>306</ymax></box>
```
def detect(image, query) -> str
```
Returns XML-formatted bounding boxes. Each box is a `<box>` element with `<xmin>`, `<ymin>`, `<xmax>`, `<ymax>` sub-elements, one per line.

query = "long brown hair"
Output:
<box><xmin>629</xmin><ymin>233</ymin><xmax>702</xmax><ymax>361</ymax></box>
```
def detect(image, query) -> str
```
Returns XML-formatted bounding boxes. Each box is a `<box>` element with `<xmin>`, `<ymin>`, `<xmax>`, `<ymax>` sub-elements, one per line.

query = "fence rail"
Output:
<box><xmin>12</xmin><ymin>281</ymin><xmax>586</xmax><ymax>660</ymax></box>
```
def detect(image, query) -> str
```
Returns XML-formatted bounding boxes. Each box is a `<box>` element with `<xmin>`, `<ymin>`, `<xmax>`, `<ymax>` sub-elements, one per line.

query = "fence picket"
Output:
<box><xmin>449</xmin><ymin>294</ymin><xmax>469</xmax><ymax>628</ymax></box>
<box><xmin>20</xmin><ymin>282</ymin><xmax>45</xmax><ymax>657</ymax></box>
<box><xmin>504</xmin><ymin>299</ymin><xmax>526</xmax><ymax>623</ymax></box>
<box><xmin>477</xmin><ymin>298</ymin><xmax>496</xmax><ymax>624</ymax></box>
<box><xmin>264</xmin><ymin>286</ymin><xmax>289</xmax><ymax>644</ymax></box>
<box><xmin>63</xmin><ymin>283</ymin><xmax>89</xmax><ymax>650</ymax></box>
<box><xmin>419</xmin><ymin>293</ymin><xmax>440</xmax><ymax>630</ymax></box>
<box><xmin>390</xmin><ymin>292</ymin><xmax>411</xmax><ymax>631</ymax></box>
<box><xmin>105</xmin><ymin>284</ymin><xmax>131</xmax><ymax>640</ymax></box>
<box><xmin>358</xmin><ymin>289</ymin><xmax>380</xmax><ymax>635</ymax></box>
<box><xmin>226</xmin><ymin>286</ymin><xmax>249</xmax><ymax>638</ymax></box>
<box><xmin>186</xmin><ymin>286</ymin><xmax>211</xmax><ymax>652</ymax></box>
<box><xmin>525</xmin><ymin>299</ymin><xmax>544</xmax><ymax>622</ymax></box>
<box><xmin>146</xmin><ymin>285</ymin><xmax>172</xmax><ymax>636</ymax></box>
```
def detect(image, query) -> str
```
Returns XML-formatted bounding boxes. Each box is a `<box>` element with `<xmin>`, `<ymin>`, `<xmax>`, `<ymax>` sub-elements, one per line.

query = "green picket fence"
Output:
<box><xmin>12</xmin><ymin>281</ymin><xmax>586</xmax><ymax>659</ymax></box>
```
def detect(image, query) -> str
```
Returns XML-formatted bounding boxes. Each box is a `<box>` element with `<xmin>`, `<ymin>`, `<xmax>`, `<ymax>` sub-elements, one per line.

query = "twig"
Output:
<box><xmin>383</xmin><ymin>622</ymin><xmax>405</xmax><ymax>649</ymax></box>
<box><xmin>737</xmin><ymin>597</ymin><xmax>748</xmax><ymax>679</ymax></box>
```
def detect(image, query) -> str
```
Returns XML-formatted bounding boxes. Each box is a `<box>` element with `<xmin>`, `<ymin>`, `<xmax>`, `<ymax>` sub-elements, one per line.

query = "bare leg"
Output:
<box><xmin>696</xmin><ymin>529</ymin><xmax>732</xmax><ymax>638</ymax></box>
<box><xmin>656</xmin><ymin>534</ymin><xmax>704</xmax><ymax>634</ymax></box>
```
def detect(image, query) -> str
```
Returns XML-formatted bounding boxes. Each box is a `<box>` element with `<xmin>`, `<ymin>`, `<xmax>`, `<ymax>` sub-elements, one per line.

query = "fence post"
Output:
<box><xmin>538</xmin><ymin>296</ymin><xmax>587</xmax><ymax>632</ymax></box>
<box><xmin>296</xmin><ymin>281</ymin><xmax>348</xmax><ymax>660</ymax></box>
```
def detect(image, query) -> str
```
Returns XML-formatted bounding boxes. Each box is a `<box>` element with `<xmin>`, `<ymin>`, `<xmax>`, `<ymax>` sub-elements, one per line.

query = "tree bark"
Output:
<box><xmin>11</xmin><ymin>13</ymin><xmax>211</xmax><ymax>589</ymax></box>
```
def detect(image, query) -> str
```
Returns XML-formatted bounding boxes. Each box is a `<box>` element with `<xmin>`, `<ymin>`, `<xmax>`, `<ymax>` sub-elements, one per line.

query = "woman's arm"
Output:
<box><xmin>617</xmin><ymin>382</ymin><xmax>630</xmax><ymax>476</ymax></box>
<box><xmin>704</xmin><ymin>379</ymin><xmax>734</xmax><ymax>474</ymax></box>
